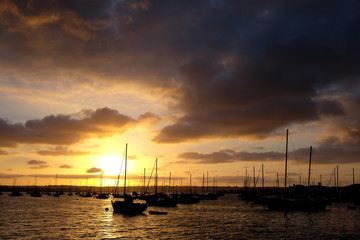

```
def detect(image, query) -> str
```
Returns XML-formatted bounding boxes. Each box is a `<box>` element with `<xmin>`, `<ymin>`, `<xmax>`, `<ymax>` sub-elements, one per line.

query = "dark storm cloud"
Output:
<box><xmin>177</xmin><ymin>142</ymin><xmax>360</xmax><ymax>165</ymax></box>
<box><xmin>292</xmin><ymin>145</ymin><xmax>360</xmax><ymax>165</ymax></box>
<box><xmin>1</xmin><ymin>0</ymin><xmax>359</xmax><ymax>143</ymax></box>
<box><xmin>37</xmin><ymin>146</ymin><xmax>91</xmax><ymax>156</ymax></box>
<box><xmin>0</xmin><ymin>107</ymin><xmax>153</xmax><ymax>147</ymax></box>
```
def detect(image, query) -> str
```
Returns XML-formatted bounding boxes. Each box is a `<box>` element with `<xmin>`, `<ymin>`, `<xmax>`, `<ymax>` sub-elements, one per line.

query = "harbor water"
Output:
<box><xmin>1</xmin><ymin>194</ymin><xmax>360</xmax><ymax>239</ymax></box>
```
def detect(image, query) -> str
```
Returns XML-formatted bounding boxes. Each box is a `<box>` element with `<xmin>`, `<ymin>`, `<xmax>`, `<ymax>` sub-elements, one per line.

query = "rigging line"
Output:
<box><xmin>135</xmin><ymin>176</ymin><xmax>142</xmax><ymax>193</ymax></box>
<box><xmin>288</xmin><ymin>132</ymin><xmax>299</xmax><ymax>164</ymax></box>
<box><xmin>113</xmin><ymin>147</ymin><xmax>126</xmax><ymax>194</ymax></box>
<box><xmin>326</xmin><ymin>172</ymin><xmax>333</xmax><ymax>187</ymax></box>
<box><xmin>145</xmin><ymin>159</ymin><xmax>156</xmax><ymax>193</ymax></box>
<box><xmin>273</xmin><ymin>130</ymin><xmax>285</xmax><ymax>182</ymax></box>
<box><xmin>255</xmin><ymin>168</ymin><xmax>261</xmax><ymax>185</ymax></box>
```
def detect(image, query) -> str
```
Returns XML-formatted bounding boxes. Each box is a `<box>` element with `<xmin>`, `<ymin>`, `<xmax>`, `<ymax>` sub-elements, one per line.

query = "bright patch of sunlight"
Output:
<box><xmin>97</xmin><ymin>155</ymin><xmax>123</xmax><ymax>176</ymax></box>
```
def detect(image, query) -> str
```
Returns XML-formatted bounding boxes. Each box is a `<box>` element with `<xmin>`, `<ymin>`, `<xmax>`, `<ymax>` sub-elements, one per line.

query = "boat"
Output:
<box><xmin>144</xmin><ymin>159</ymin><xmax>177</xmax><ymax>207</ymax></box>
<box><xmin>53</xmin><ymin>174</ymin><xmax>61</xmax><ymax>197</ymax></box>
<box><xmin>30</xmin><ymin>176</ymin><xmax>42</xmax><ymax>197</ymax></box>
<box><xmin>9</xmin><ymin>178</ymin><xmax>22</xmax><ymax>196</ymax></box>
<box><xmin>68</xmin><ymin>180</ymin><xmax>73</xmax><ymax>196</ymax></box>
<box><xmin>96</xmin><ymin>193</ymin><xmax>109</xmax><ymax>199</ymax></box>
<box><xmin>9</xmin><ymin>189</ymin><xmax>23</xmax><ymax>197</ymax></box>
<box><xmin>111</xmin><ymin>143</ymin><xmax>147</xmax><ymax>214</ymax></box>
<box><xmin>174</xmin><ymin>174</ymin><xmax>200</xmax><ymax>204</ymax></box>
<box><xmin>266</xmin><ymin>129</ymin><xmax>327</xmax><ymax>211</ymax></box>
<box><xmin>96</xmin><ymin>173</ymin><xmax>109</xmax><ymax>199</ymax></box>
<box><xmin>30</xmin><ymin>191</ymin><xmax>42</xmax><ymax>197</ymax></box>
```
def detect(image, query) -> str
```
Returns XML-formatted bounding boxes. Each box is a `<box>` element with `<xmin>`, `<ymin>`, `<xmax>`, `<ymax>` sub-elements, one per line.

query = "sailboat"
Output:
<box><xmin>111</xmin><ymin>143</ymin><xmax>148</xmax><ymax>214</ymax></box>
<box><xmin>266</xmin><ymin>129</ymin><xmax>327</xmax><ymax>211</ymax></box>
<box><xmin>9</xmin><ymin>178</ymin><xmax>22</xmax><ymax>197</ymax></box>
<box><xmin>96</xmin><ymin>173</ymin><xmax>109</xmax><ymax>199</ymax></box>
<box><xmin>30</xmin><ymin>176</ymin><xmax>42</xmax><ymax>197</ymax></box>
<box><xmin>53</xmin><ymin>174</ymin><xmax>61</xmax><ymax>197</ymax></box>
<box><xmin>144</xmin><ymin>159</ymin><xmax>177</xmax><ymax>207</ymax></box>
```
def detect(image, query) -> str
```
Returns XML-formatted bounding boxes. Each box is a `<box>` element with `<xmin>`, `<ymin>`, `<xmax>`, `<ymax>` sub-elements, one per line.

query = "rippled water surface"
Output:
<box><xmin>1</xmin><ymin>194</ymin><xmax>360</xmax><ymax>239</ymax></box>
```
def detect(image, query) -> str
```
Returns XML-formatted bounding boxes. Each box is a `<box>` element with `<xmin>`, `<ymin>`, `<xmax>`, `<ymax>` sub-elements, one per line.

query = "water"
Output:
<box><xmin>1</xmin><ymin>194</ymin><xmax>360</xmax><ymax>239</ymax></box>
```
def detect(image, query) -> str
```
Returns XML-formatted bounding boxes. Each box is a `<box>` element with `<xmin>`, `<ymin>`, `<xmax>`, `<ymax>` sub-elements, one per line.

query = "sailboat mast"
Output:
<box><xmin>253</xmin><ymin>166</ymin><xmax>256</xmax><ymax>189</ymax></box>
<box><xmin>284</xmin><ymin>129</ymin><xmax>288</xmax><ymax>196</ymax></box>
<box><xmin>262</xmin><ymin>164</ymin><xmax>264</xmax><ymax>192</ymax></box>
<box><xmin>353</xmin><ymin>168</ymin><xmax>355</xmax><ymax>185</ymax></box>
<box><xmin>144</xmin><ymin>168</ymin><xmax>146</xmax><ymax>194</ymax></box>
<box><xmin>155</xmin><ymin>158</ymin><xmax>158</xmax><ymax>194</ymax></box>
<box><xmin>207</xmin><ymin>171</ymin><xmax>209</xmax><ymax>192</ymax></box>
<box><xmin>169</xmin><ymin>172</ymin><xmax>171</xmax><ymax>194</ymax></box>
<box><xmin>202</xmin><ymin>174</ymin><xmax>205</xmax><ymax>194</ymax></box>
<box><xmin>308</xmin><ymin>146</ymin><xmax>312</xmax><ymax>187</ymax></box>
<box><xmin>190</xmin><ymin>174</ymin><xmax>192</xmax><ymax>193</ymax></box>
<box><xmin>124</xmin><ymin>143</ymin><xmax>127</xmax><ymax>195</ymax></box>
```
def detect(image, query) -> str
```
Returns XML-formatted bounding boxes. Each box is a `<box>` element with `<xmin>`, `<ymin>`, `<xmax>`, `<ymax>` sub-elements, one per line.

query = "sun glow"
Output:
<box><xmin>97</xmin><ymin>155</ymin><xmax>123</xmax><ymax>176</ymax></box>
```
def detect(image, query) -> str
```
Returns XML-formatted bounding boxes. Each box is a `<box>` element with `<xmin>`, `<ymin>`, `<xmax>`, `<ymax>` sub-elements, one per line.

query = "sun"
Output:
<box><xmin>97</xmin><ymin>155</ymin><xmax>123</xmax><ymax>176</ymax></box>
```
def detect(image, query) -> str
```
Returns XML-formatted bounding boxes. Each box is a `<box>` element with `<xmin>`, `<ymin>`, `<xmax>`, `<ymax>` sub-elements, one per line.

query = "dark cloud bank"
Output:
<box><xmin>1</xmin><ymin>1</ymin><xmax>360</xmax><ymax>163</ymax></box>
<box><xmin>0</xmin><ymin>107</ymin><xmax>153</xmax><ymax>147</ymax></box>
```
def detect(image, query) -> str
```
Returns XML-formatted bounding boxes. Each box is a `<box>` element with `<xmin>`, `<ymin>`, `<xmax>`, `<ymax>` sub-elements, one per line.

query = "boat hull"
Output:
<box><xmin>111</xmin><ymin>201</ymin><xmax>147</xmax><ymax>215</ymax></box>
<box><xmin>267</xmin><ymin>198</ymin><xmax>327</xmax><ymax>211</ymax></box>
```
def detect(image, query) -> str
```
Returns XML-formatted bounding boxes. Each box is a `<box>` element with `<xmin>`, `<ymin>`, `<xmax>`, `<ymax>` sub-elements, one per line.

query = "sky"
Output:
<box><xmin>1</xmin><ymin>0</ymin><xmax>360</xmax><ymax>188</ymax></box>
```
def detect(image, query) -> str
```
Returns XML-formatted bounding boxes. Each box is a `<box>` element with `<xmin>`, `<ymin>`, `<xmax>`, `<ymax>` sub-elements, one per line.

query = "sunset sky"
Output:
<box><xmin>1</xmin><ymin>0</ymin><xmax>360</xmax><ymax>188</ymax></box>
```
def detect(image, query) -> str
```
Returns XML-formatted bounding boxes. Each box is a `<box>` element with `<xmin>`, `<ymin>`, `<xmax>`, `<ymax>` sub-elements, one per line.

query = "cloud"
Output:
<box><xmin>177</xmin><ymin>142</ymin><xmax>360</xmax><ymax>165</ymax></box>
<box><xmin>177</xmin><ymin>149</ymin><xmax>283</xmax><ymax>164</ymax></box>
<box><xmin>0</xmin><ymin>107</ymin><xmax>155</xmax><ymax>147</ymax></box>
<box><xmin>86</xmin><ymin>167</ymin><xmax>103</xmax><ymax>173</ymax></box>
<box><xmin>59</xmin><ymin>164</ymin><xmax>73</xmax><ymax>169</ymax></box>
<box><xmin>0</xmin><ymin>149</ymin><xmax>8</xmax><ymax>155</ymax></box>
<box><xmin>0</xmin><ymin>0</ymin><xmax>359</xmax><ymax>146</ymax></box>
<box><xmin>37</xmin><ymin>146</ymin><xmax>91</xmax><ymax>156</ymax></box>
<box><xmin>292</xmin><ymin>145</ymin><xmax>360</xmax><ymax>165</ymax></box>
<box><xmin>27</xmin><ymin>159</ymin><xmax>48</xmax><ymax>165</ymax></box>
<box><xmin>27</xmin><ymin>159</ymin><xmax>49</xmax><ymax>169</ymax></box>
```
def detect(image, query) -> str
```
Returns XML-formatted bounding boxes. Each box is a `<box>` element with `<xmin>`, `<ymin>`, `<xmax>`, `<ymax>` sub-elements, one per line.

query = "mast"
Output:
<box><xmin>245</xmin><ymin>169</ymin><xmax>248</xmax><ymax>187</ymax></box>
<box><xmin>190</xmin><ymin>174</ymin><xmax>192</xmax><ymax>193</ymax></box>
<box><xmin>144</xmin><ymin>168</ymin><xmax>146</xmax><ymax>194</ymax></box>
<box><xmin>124</xmin><ymin>143</ymin><xmax>127</xmax><ymax>195</ymax></box>
<box><xmin>155</xmin><ymin>158</ymin><xmax>158</xmax><ymax>194</ymax></box>
<box><xmin>202</xmin><ymin>174</ymin><xmax>205</xmax><ymax>194</ymax></box>
<box><xmin>262</xmin><ymin>164</ymin><xmax>264</xmax><ymax>192</ymax></box>
<box><xmin>336</xmin><ymin>165</ymin><xmax>339</xmax><ymax>187</ymax></box>
<box><xmin>308</xmin><ymin>146</ymin><xmax>312</xmax><ymax>187</ymax></box>
<box><xmin>207</xmin><ymin>171</ymin><xmax>209</xmax><ymax>192</ymax></box>
<box><xmin>353</xmin><ymin>168</ymin><xmax>355</xmax><ymax>185</ymax></box>
<box><xmin>253</xmin><ymin>166</ymin><xmax>256</xmax><ymax>190</ymax></box>
<box><xmin>213</xmin><ymin>177</ymin><xmax>215</xmax><ymax>193</ymax></box>
<box><xmin>169</xmin><ymin>172</ymin><xmax>171</xmax><ymax>194</ymax></box>
<box><xmin>284</xmin><ymin>129</ymin><xmax>288</xmax><ymax>197</ymax></box>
